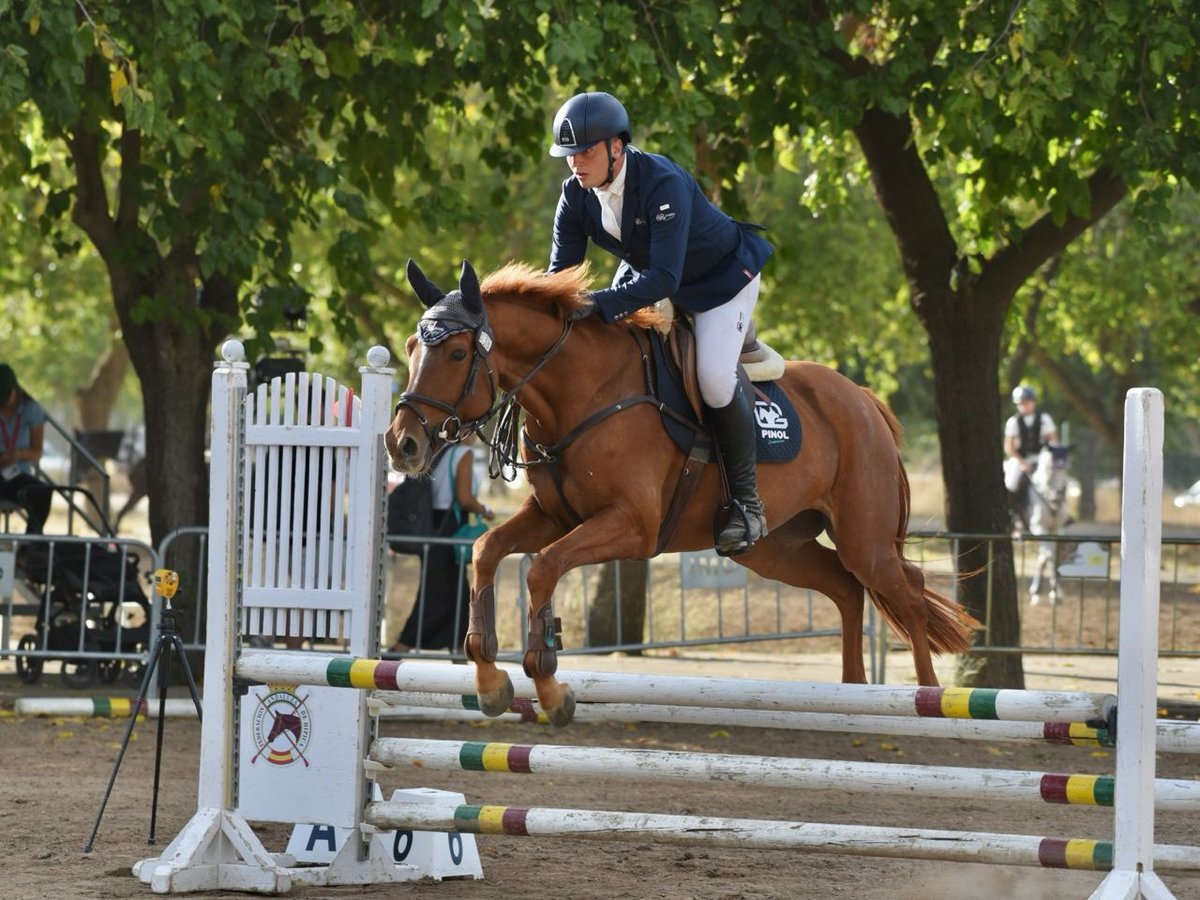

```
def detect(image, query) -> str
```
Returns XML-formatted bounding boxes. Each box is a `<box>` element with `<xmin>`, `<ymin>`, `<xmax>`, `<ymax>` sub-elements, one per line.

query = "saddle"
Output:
<box><xmin>652</xmin><ymin>320</ymin><xmax>801</xmax><ymax>464</ymax></box>
<box><xmin>661</xmin><ymin>313</ymin><xmax>785</xmax><ymax>423</ymax></box>
<box><xmin>641</xmin><ymin>319</ymin><xmax>799</xmax><ymax>553</ymax></box>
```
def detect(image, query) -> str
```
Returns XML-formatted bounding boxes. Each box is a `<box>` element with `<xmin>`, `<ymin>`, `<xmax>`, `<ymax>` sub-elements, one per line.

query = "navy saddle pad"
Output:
<box><xmin>648</xmin><ymin>333</ymin><xmax>801</xmax><ymax>463</ymax></box>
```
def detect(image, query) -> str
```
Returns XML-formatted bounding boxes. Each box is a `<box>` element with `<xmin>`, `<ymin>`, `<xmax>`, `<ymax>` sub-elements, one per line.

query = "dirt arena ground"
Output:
<box><xmin>3</xmin><ymin>651</ymin><xmax>1199</xmax><ymax>900</ymax></box>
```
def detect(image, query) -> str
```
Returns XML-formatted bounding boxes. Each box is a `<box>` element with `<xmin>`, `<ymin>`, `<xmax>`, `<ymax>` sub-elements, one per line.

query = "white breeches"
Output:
<box><xmin>693</xmin><ymin>275</ymin><xmax>761</xmax><ymax>408</ymax></box>
<box><xmin>1004</xmin><ymin>455</ymin><xmax>1035</xmax><ymax>492</ymax></box>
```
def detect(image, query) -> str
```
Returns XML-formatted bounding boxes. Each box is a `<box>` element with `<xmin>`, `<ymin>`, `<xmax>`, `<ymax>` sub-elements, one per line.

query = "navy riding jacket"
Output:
<box><xmin>547</xmin><ymin>146</ymin><xmax>773</xmax><ymax>323</ymax></box>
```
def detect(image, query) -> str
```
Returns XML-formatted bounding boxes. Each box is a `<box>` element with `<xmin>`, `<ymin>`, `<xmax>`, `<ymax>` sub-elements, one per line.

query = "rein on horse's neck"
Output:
<box><xmin>487</xmin><ymin>296</ymin><xmax>639</xmax><ymax>437</ymax></box>
<box><xmin>479</xmin><ymin>295</ymin><xmax>652</xmax><ymax>482</ymax></box>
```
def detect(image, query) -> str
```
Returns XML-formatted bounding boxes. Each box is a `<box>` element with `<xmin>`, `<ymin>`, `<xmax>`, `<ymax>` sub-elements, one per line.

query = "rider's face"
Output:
<box><xmin>567</xmin><ymin>139</ymin><xmax>623</xmax><ymax>189</ymax></box>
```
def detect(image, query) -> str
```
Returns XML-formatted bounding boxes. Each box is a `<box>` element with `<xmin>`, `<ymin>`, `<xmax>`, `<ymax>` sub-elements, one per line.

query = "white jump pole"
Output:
<box><xmin>371</xmin><ymin>692</ymin><xmax>1200</xmax><ymax>755</ymax></box>
<box><xmin>363</xmin><ymin>801</ymin><xmax>1200</xmax><ymax>873</ymax></box>
<box><xmin>14</xmin><ymin>697</ymin><xmax>199</xmax><ymax>718</ymax></box>
<box><xmin>1094</xmin><ymin>388</ymin><xmax>1171</xmax><ymax>899</ymax></box>
<box><xmin>368</xmin><ymin>736</ymin><xmax>1200</xmax><ymax>811</ymax></box>
<box><xmin>236</xmin><ymin>651</ymin><xmax>1116</xmax><ymax>724</ymax></box>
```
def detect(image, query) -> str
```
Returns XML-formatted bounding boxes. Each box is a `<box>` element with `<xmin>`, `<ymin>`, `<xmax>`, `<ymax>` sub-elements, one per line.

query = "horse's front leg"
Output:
<box><xmin>1030</xmin><ymin>539</ymin><xmax>1054</xmax><ymax>606</ymax></box>
<box><xmin>465</xmin><ymin>497</ymin><xmax>567</xmax><ymax>717</ymax></box>
<box><xmin>522</xmin><ymin>506</ymin><xmax>653</xmax><ymax>727</ymax></box>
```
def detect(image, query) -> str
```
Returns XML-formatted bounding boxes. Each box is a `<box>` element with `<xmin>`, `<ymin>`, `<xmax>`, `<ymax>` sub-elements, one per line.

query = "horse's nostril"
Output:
<box><xmin>400</xmin><ymin>435</ymin><xmax>419</xmax><ymax>460</ymax></box>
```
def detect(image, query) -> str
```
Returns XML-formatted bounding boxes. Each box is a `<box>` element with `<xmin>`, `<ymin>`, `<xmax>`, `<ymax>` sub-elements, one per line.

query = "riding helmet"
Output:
<box><xmin>549</xmin><ymin>92</ymin><xmax>631</xmax><ymax>157</ymax></box>
<box><xmin>1012</xmin><ymin>385</ymin><xmax>1037</xmax><ymax>404</ymax></box>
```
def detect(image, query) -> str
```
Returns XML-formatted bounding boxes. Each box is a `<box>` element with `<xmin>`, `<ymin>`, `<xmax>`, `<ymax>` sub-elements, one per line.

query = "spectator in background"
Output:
<box><xmin>390</xmin><ymin>436</ymin><xmax>494</xmax><ymax>653</ymax></box>
<box><xmin>0</xmin><ymin>363</ymin><xmax>53</xmax><ymax>533</ymax></box>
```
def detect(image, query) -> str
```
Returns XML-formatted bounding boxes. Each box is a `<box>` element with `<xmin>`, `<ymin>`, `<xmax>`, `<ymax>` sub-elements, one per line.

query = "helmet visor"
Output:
<box><xmin>549</xmin><ymin>138</ymin><xmax>602</xmax><ymax>158</ymax></box>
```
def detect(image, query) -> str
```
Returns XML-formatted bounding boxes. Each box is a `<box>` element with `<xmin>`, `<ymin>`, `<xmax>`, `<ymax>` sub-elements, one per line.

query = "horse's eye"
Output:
<box><xmin>451</xmin><ymin>348</ymin><xmax>468</xmax><ymax>362</ymax></box>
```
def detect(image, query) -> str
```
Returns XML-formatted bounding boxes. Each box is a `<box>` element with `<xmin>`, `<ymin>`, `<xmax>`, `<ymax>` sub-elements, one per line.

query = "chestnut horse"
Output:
<box><xmin>385</xmin><ymin>259</ymin><xmax>976</xmax><ymax>726</ymax></box>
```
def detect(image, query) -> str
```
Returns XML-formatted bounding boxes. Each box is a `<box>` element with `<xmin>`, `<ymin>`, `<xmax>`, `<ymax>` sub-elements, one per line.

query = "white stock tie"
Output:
<box><xmin>599</xmin><ymin>192</ymin><xmax>621</xmax><ymax>241</ymax></box>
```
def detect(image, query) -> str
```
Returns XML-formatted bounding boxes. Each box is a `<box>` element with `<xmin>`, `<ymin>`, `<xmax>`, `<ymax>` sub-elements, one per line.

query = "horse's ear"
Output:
<box><xmin>406</xmin><ymin>259</ymin><xmax>446</xmax><ymax>308</ymax></box>
<box><xmin>459</xmin><ymin>259</ymin><xmax>483</xmax><ymax>315</ymax></box>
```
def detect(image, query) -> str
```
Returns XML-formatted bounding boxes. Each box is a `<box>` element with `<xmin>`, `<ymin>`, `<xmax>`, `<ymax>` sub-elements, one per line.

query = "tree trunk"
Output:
<box><xmin>921</xmin><ymin>284</ymin><xmax>1025</xmax><ymax>689</ymax></box>
<box><xmin>72</xmin><ymin>333</ymin><xmax>130</xmax><ymax>522</ymax></box>
<box><xmin>75</xmin><ymin>332</ymin><xmax>129</xmax><ymax>431</ymax></box>
<box><xmin>114</xmin><ymin>274</ymin><xmax>234</xmax><ymax>615</ymax></box>
<box><xmin>853</xmin><ymin>105</ymin><xmax>1025</xmax><ymax>688</ymax></box>
<box><xmin>586</xmin><ymin>559</ymin><xmax>648</xmax><ymax>651</ymax></box>
<box><xmin>1075</xmin><ymin>427</ymin><xmax>1101</xmax><ymax>522</ymax></box>
<box><xmin>69</xmin><ymin>113</ymin><xmax>239</xmax><ymax>631</ymax></box>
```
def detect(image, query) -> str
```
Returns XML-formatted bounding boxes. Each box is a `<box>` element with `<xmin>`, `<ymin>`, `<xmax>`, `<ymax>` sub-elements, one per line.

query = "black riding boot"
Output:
<box><xmin>709</xmin><ymin>384</ymin><xmax>768</xmax><ymax>557</ymax></box>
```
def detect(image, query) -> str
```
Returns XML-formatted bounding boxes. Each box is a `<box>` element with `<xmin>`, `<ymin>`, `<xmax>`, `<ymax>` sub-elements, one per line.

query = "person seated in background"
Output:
<box><xmin>0</xmin><ymin>363</ymin><xmax>53</xmax><ymax>534</ymax></box>
<box><xmin>390</xmin><ymin>436</ymin><xmax>494</xmax><ymax>654</ymax></box>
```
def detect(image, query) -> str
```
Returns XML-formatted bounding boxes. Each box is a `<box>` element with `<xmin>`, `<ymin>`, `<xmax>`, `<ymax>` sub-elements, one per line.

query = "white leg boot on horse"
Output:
<box><xmin>710</xmin><ymin>383</ymin><xmax>768</xmax><ymax>557</ymax></box>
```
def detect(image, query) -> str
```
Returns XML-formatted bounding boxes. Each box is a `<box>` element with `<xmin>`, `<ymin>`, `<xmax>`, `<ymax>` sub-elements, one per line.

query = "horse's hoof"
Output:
<box><xmin>1029</xmin><ymin>594</ymin><xmax>1041</xmax><ymax>607</ymax></box>
<box><xmin>477</xmin><ymin>675</ymin><xmax>514</xmax><ymax>717</ymax></box>
<box><xmin>544</xmin><ymin>686</ymin><xmax>576</xmax><ymax>728</ymax></box>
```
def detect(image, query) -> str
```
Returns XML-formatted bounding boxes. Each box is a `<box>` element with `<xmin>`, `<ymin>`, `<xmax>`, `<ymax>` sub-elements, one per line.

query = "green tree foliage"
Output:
<box><xmin>0</xmin><ymin>1</ymin><xmax>557</xmax><ymax>550</ymax></box>
<box><xmin>1012</xmin><ymin>190</ymin><xmax>1200</xmax><ymax>459</ymax></box>
<box><xmin>0</xmin><ymin>2</ymin><xmax>1196</xmax><ymax>690</ymax></box>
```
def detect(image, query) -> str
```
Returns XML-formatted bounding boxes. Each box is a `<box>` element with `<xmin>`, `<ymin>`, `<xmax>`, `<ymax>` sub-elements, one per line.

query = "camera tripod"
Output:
<box><xmin>84</xmin><ymin>569</ymin><xmax>203</xmax><ymax>853</ymax></box>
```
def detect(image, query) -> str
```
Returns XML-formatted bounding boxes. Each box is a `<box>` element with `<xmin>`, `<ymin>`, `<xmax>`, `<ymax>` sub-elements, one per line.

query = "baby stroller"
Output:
<box><xmin>14</xmin><ymin>540</ymin><xmax>152</xmax><ymax>688</ymax></box>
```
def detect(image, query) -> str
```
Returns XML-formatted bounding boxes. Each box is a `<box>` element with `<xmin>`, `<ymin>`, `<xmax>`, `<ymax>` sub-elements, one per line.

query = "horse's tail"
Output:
<box><xmin>862</xmin><ymin>389</ymin><xmax>979</xmax><ymax>655</ymax></box>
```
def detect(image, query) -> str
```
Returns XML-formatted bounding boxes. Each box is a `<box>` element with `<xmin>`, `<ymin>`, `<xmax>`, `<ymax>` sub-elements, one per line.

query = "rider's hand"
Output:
<box><xmin>565</xmin><ymin>296</ymin><xmax>598</xmax><ymax>322</ymax></box>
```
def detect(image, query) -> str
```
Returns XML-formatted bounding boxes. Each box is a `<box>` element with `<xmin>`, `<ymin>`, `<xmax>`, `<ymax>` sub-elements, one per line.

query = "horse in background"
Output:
<box><xmin>1027</xmin><ymin>443</ymin><xmax>1072</xmax><ymax>606</ymax></box>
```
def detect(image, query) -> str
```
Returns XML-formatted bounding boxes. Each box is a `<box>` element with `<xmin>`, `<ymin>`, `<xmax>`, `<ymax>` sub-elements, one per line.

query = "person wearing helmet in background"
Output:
<box><xmin>546</xmin><ymin>91</ymin><xmax>774</xmax><ymax>557</ymax></box>
<box><xmin>1004</xmin><ymin>385</ymin><xmax>1059</xmax><ymax>529</ymax></box>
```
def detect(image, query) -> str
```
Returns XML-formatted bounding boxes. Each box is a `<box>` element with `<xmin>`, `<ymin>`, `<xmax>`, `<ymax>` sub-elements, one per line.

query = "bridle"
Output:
<box><xmin>393</xmin><ymin>302</ymin><xmax>575</xmax><ymax>478</ymax></box>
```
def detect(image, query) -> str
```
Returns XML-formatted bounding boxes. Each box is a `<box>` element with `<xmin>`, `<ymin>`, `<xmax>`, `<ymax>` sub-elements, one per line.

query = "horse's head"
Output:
<box><xmin>1033</xmin><ymin>443</ymin><xmax>1071</xmax><ymax>497</ymax></box>
<box><xmin>385</xmin><ymin>259</ymin><xmax>497</xmax><ymax>475</ymax></box>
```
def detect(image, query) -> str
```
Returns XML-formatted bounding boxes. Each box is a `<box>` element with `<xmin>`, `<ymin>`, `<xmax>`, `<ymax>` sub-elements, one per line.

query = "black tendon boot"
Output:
<box><xmin>710</xmin><ymin>384</ymin><xmax>768</xmax><ymax>556</ymax></box>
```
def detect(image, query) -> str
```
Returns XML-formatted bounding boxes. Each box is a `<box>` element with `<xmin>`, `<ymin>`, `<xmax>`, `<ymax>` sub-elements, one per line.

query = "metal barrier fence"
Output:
<box><xmin>151</xmin><ymin>527</ymin><xmax>877</xmax><ymax>671</ymax></box>
<box><xmin>4</xmin><ymin>527</ymin><xmax>1197</xmax><ymax>687</ymax></box>
<box><xmin>0</xmin><ymin>533</ymin><xmax>158</xmax><ymax>688</ymax></box>
<box><xmin>906</xmin><ymin>530</ymin><xmax>1200</xmax><ymax>659</ymax></box>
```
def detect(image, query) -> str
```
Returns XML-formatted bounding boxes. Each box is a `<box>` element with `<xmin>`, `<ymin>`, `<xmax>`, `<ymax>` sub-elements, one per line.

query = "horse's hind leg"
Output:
<box><xmin>832</xmin><ymin>529</ymin><xmax>943</xmax><ymax>685</ymax></box>
<box><xmin>740</xmin><ymin>521</ymin><xmax>870</xmax><ymax>683</ymax></box>
<box><xmin>1029</xmin><ymin>543</ymin><xmax>1045</xmax><ymax>605</ymax></box>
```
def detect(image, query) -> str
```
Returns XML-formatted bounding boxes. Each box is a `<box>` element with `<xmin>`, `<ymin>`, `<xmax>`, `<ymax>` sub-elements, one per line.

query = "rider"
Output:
<box><xmin>1003</xmin><ymin>385</ymin><xmax>1059</xmax><ymax>525</ymax></box>
<box><xmin>545</xmin><ymin>91</ymin><xmax>774</xmax><ymax>556</ymax></box>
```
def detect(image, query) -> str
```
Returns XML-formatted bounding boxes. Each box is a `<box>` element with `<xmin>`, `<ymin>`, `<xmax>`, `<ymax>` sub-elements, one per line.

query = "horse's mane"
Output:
<box><xmin>480</xmin><ymin>261</ymin><xmax>671</xmax><ymax>331</ymax></box>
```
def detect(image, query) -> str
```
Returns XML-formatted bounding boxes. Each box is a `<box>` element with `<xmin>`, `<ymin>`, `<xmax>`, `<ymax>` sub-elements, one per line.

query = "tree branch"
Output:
<box><xmin>67</xmin><ymin>61</ymin><xmax>117</xmax><ymax>260</ymax></box>
<box><xmin>852</xmin><ymin>105</ymin><xmax>957</xmax><ymax>313</ymax></box>
<box><xmin>115</xmin><ymin>126</ymin><xmax>141</xmax><ymax>231</ymax></box>
<box><xmin>981</xmin><ymin>166</ymin><xmax>1127</xmax><ymax>301</ymax></box>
